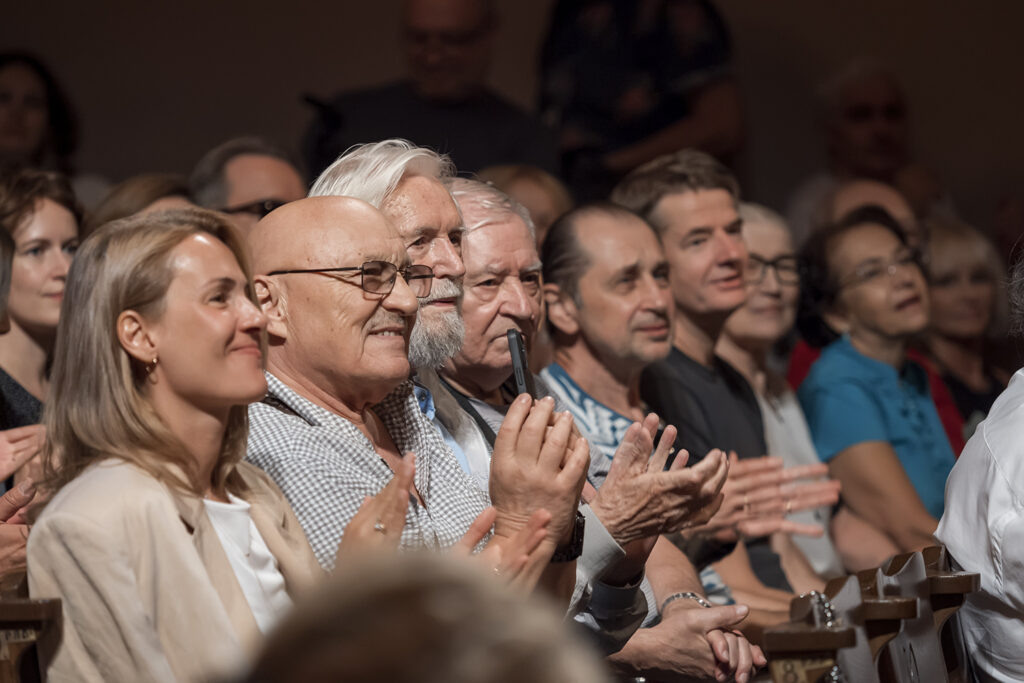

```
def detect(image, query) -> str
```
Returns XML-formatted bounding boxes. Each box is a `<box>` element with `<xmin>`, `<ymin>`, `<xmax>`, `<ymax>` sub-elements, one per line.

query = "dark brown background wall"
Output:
<box><xmin>4</xmin><ymin>1</ymin><xmax>1022</xmax><ymax>227</ymax></box>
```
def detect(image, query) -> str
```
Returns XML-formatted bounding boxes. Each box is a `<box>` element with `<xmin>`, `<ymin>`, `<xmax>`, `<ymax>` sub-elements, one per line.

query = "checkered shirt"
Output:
<box><xmin>246</xmin><ymin>373</ymin><xmax>491</xmax><ymax>570</ymax></box>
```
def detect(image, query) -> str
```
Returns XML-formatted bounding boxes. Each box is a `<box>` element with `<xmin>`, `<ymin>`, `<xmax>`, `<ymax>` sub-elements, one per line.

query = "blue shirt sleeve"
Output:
<box><xmin>799</xmin><ymin>379</ymin><xmax>889</xmax><ymax>461</ymax></box>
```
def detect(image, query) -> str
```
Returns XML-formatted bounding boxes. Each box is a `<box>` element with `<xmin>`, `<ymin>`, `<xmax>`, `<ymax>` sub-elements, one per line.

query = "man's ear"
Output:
<box><xmin>255</xmin><ymin>276</ymin><xmax>288</xmax><ymax>341</ymax></box>
<box><xmin>116</xmin><ymin>309</ymin><xmax>158</xmax><ymax>364</ymax></box>
<box><xmin>543</xmin><ymin>283</ymin><xmax>580</xmax><ymax>337</ymax></box>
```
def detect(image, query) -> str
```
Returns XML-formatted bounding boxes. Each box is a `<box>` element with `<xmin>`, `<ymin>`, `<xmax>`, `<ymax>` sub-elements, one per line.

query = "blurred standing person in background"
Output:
<box><xmin>786</xmin><ymin>60</ymin><xmax>955</xmax><ymax>245</ymax></box>
<box><xmin>303</xmin><ymin>0</ymin><xmax>557</xmax><ymax>178</ymax></box>
<box><xmin>0</xmin><ymin>52</ymin><xmax>108</xmax><ymax>208</ymax></box>
<box><xmin>540</xmin><ymin>0</ymin><xmax>742</xmax><ymax>200</ymax></box>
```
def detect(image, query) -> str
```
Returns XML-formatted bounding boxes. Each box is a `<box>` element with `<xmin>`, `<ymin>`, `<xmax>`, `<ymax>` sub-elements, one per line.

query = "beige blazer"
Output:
<box><xmin>27</xmin><ymin>459</ymin><xmax>323</xmax><ymax>683</ymax></box>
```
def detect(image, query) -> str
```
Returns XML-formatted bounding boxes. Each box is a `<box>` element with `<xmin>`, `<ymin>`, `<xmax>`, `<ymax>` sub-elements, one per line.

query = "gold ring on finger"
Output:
<box><xmin>373</xmin><ymin>519</ymin><xmax>387</xmax><ymax>534</ymax></box>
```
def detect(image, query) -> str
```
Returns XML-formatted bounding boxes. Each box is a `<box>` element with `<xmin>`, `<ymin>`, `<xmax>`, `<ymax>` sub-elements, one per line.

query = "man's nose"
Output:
<box><xmin>500</xmin><ymin>279</ymin><xmax>535</xmax><ymax>321</ymax></box>
<box><xmin>384</xmin><ymin>274</ymin><xmax>420</xmax><ymax>315</ymax></box>
<box><xmin>429</xmin><ymin>238</ymin><xmax>465</xmax><ymax>280</ymax></box>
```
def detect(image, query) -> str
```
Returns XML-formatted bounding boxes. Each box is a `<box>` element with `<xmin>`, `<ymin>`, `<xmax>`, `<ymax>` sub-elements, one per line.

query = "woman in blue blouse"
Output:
<box><xmin>796</xmin><ymin>206</ymin><xmax>955</xmax><ymax>551</ymax></box>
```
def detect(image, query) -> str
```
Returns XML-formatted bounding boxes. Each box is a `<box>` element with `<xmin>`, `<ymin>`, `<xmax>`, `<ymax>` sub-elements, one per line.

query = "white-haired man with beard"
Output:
<box><xmin>414</xmin><ymin>177</ymin><xmax>764</xmax><ymax>681</ymax></box>
<box><xmin>308</xmin><ymin>140</ymin><xmax>715</xmax><ymax>654</ymax></box>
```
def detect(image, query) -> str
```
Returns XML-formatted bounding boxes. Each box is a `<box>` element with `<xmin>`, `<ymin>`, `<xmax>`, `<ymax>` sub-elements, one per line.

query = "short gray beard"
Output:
<box><xmin>409</xmin><ymin>279</ymin><xmax>465</xmax><ymax>370</ymax></box>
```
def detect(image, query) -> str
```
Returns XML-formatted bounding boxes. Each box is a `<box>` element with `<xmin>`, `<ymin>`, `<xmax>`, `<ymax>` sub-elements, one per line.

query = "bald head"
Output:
<box><xmin>250</xmin><ymin>196</ymin><xmax>402</xmax><ymax>275</ymax></box>
<box><xmin>251</xmin><ymin>196</ymin><xmax>421</xmax><ymax>412</ymax></box>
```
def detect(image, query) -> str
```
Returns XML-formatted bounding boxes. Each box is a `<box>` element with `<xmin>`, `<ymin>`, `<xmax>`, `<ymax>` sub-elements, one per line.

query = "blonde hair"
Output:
<box><xmin>42</xmin><ymin>208</ymin><xmax>256</xmax><ymax>497</ymax></box>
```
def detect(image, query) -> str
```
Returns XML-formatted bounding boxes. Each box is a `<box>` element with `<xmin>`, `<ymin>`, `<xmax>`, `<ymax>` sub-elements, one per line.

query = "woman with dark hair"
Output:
<box><xmin>0</xmin><ymin>169</ymin><xmax>79</xmax><ymax>492</ymax></box>
<box><xmin>0</xmin><ymin>52</ymin><xmax>108</xmax><ymax>207</ymax></box>
<box><xmin>796</xmin><ymin>206</ymin><xmax>955</xmax><ymax>551</ymax></box>
<box><xmin>0</xmin><ymin>52</ymin><xmax>77</xmax><ymax>175</ymax></box>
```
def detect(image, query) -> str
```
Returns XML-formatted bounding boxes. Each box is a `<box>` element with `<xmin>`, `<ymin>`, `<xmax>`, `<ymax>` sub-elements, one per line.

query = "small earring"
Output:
<box><xmin>145</xmin><ymin>356</ymin><xmax>159</xmax><ymax>375</ymax></box>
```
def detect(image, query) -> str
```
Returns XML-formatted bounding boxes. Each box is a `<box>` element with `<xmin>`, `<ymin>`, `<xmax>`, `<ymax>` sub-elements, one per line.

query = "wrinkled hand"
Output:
<box><xmin>590</xmin><ymin>414</ymin><xmax>728</xmax><ymax>546</ymax></box>
<box><xmin>0</xmin><ymin>480</ymin><xmax>36</xmax><ymax>577</ymax></box>
<box><xmin>614</xmin><ymin>602</ymin><xmax>764</xmax><ymax>682</ymax></box>
<box><xmin>0</xmin><ymin>425</ymin><xmax>45</xmax><ymax>482</ymax></box>
<box><xmin>455</xmin><ymin>507</ymin><xmax>554</xmax><ymax>593</ymax></box>
<box><xmin>489</xmin><ymin>395</ymin><xmax>589</xmax><ymax>546</ymax></box>
<box><xmin>699</xmin><ymin>454</ymin><xmax>841</xmax><ymax>542</ymax></box>
<box><xmin>337</xmin><ymin>454</ymin><xmax>414</xmax><ymax>559</ymax></box>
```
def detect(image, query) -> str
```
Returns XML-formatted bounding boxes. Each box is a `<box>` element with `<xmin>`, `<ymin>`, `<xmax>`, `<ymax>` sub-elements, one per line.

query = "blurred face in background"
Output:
<box><xmin>221</xmin><ymin>154</ymin><xmax>306</xmax><ymax>236</ymax></box>
<box><xmin>0</xmin><ymin>63</ymin><xmax>48</xmax><ymax>164</ymax></box>
<box><xmin>723</xmin><ymin>216</ymin><xmax>799</xmax><ymax>350</ymax></box>
<box><xmin>9</xmin><ymin>198</ymin><xmax>78</xmax><ymax>338</ymax></box>
<box><xmin>827</xmin><ymin>72</ymin><xmax>909</xmax><ymax>181</ymax></box>
<box><xmin>927</xmin><ymin>236</ymin><xmax>997</xmax><ymax>340</ymax></box>
<box><xmin>403</xmin><ymin>0</ymin><xmax>493</xmax><ymax>101</ymax></box>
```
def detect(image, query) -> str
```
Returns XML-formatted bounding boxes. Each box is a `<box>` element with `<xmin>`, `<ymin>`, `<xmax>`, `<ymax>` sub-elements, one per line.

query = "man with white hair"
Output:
<box><xmin>425</xmin><ymin>177</ymin><xmax>768</xmax><ymax>681</ymax></box>
<box><xmin>309</xmin><ymin>141</ymin><xmax>730</xmax><ymax>655</ymax></box>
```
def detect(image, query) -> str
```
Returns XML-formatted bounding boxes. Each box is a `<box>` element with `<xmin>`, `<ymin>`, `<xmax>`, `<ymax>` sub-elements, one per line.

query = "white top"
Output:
<box><xmin>203</xmin><ymin>494</ymin><xmax>293</xmax><ymax>634</ymax></box>
<box><xmin>936</xmin><ymin>369</ymin><xmax>1024</xmax><ymax>683</ymax></box>
<box><xmin>758</xmin><ymin>389</ymin><xmax>845</xmax><ymax>578</ymax></box>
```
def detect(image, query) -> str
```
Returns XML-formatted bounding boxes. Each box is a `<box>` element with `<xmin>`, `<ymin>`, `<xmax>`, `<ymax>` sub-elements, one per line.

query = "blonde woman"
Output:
<box><xmin>26</xmin><ymin>208</ymin><xmax>552</xmax><ymax>682</ymax></box>
<box><xmin>27</xmin><ymin>209</ymin><xmax>324</xmax><ymax>682</ymax></box>
<box><xmin>924</xmin><ymin>218</ymin><xmax>1010</xmax><ymax>440</ymax></box>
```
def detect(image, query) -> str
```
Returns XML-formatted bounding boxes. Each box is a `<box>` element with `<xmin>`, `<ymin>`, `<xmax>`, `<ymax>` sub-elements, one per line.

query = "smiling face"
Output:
<box><xmin>382</xmin><ymin>173</ymin><xmax>466</xmax><ymax>369</ymax></box>
<box><xmin>652</xmin><ymin>188</ymin><xmax>747</xmax><ymax>323</ymax></box>
<box><xmin>141</xmin><ymin>233</ymin><xmax>268</xmax><ymax>413</ymax></box>
<box><xmin>571</xmin><ymin>211</ymin><xmax>674</xmax><ymax>372</ymax></box>
<box><xmin>723</xmin><ymin>216</ymin><xmax>799</xmax><ymax>350</ymax></box>
<box><xmin>826</xmin><ymin>222</ymin><xmax>929</xmax><ymax>342</ymax></box>
<box><xmin>259</xmin><ymin>198</ymin><xmax>421</xmax><ymax>404</ymax></box>
<box><xmin>9</xmin><ymin>197</ymin><xmax>78</xmax><ymax>338</ymax></box>
<box><xmin>444</xmin><ymin>214</ymin><xmax>541</xmax><ymax>394</ymax></box>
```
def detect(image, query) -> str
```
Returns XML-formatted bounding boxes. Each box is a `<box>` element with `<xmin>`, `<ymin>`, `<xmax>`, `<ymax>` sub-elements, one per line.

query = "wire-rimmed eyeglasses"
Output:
<box><xmin>267</xmin><ymin>260</ymin><xmax>434</xmax><ymax>298</ymax></box>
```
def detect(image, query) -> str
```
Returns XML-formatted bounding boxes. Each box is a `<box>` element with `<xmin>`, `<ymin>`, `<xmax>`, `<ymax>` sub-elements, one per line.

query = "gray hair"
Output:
<box><xmin>817</xmin><ymin>58</ymin><xmax>903</xmax><ymax>118</ymax></box>
<box><xmin>445</xmin><ymin>177</ymin><xmax>535</xmax><ymax>238</ymax></box>
<box><xmin>310</xmin><ymin>139</ymin><xmax>456</xmax><ymax>208</ymax></box>
<box><xmin>189</xmin><ymin>136</ymin><xmax>299</xmax><ymax>208</ymax></box>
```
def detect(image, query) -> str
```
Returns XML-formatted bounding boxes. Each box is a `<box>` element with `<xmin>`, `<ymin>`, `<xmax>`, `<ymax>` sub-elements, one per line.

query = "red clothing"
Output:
<box><xmin>787</xmin><ymin>339</ymin><xmax>966</xmax><ymax>456</ymax></box>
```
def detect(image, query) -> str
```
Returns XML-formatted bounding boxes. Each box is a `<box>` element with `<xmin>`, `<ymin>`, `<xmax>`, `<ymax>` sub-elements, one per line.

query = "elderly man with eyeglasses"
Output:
<box><xmin>244</xmin><ymin>196</ymin><xmax>587</xmax><ymax>606</ymax></box>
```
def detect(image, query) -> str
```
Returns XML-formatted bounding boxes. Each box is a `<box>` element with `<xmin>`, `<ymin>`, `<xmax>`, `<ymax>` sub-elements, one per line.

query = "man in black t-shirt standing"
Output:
<box><xmin>612</xmin><ymin>150</ymin><xmax>836</xmax><ymax>601</ymax></box>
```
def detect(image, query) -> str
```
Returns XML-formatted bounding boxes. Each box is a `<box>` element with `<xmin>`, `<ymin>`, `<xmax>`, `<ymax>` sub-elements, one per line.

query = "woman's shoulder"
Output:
<box><xmin>39</xmin><ymin>459</ymin><xmax>176</xmax><ymax>527</ymax></box>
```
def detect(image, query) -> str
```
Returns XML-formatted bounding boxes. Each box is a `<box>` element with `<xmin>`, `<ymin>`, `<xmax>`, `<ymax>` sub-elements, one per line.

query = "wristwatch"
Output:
<box><xmin>550</xmin><ymin>511</ymin><xmax>586</xmax><ymax>562</ymax></box>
